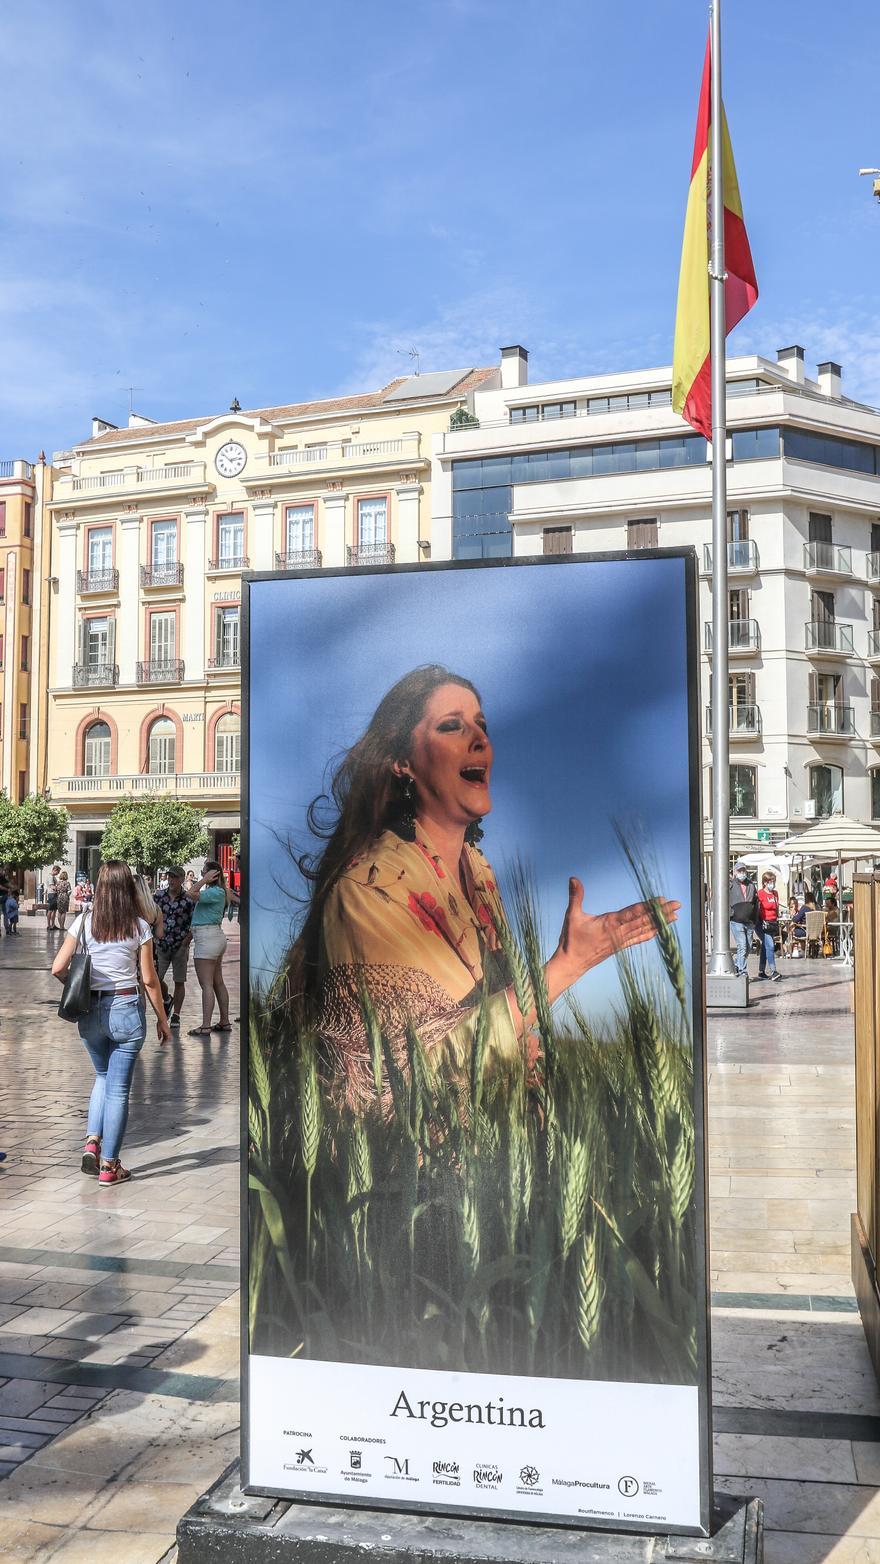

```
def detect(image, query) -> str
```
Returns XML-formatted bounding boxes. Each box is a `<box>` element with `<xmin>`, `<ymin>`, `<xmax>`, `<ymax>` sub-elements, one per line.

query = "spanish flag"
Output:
<box><xmin>672</xmin><ymin>34</ymin><xmax>758</xmax><ymax>440</ymax></box>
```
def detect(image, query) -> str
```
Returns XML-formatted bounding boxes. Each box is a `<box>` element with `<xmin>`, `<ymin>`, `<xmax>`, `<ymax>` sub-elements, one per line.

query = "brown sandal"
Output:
<box><xmin>81</xmin><ymin>1136</ymin><xmax>101</xmax><ymax>1176</ymax></box>
<box><xmin>99</xmin><ymin>1159</ymin><xmax>131</xmax><ymax>1185</ymax></box>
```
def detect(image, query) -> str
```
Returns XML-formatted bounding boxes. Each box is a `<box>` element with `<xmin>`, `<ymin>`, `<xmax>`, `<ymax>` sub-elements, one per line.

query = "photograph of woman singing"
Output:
<box><xmin>247</xmin><ymin>558</ymin><xmax>704</xmax><ymax>1389</ymax></box>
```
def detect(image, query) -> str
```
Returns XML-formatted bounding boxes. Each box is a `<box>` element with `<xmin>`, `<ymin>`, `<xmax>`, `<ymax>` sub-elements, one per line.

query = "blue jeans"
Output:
<box><xmin>730</xmin><ymin>920</ymin><xmax>750</xmax><ymax>974</ymax></box>
<box><xmin>78</xmin><ymin>993</ymin><xmax>146</xmax><ymax>1161</ymax></box>
<box><xmin>758</xmin><ymin>927</ymin><xmax>777</xmax><ymax>976</ymax></box>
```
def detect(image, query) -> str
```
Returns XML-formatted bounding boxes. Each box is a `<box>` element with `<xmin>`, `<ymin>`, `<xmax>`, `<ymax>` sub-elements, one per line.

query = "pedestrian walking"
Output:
<box><xmin>45</xmin><ymin>865</ymin><xmax>60</xmax><ymax>931</ymax></box>
<box><xmin>74</xmin><ymin>877</ymin><xmax>94</xmax><ymax>915</ymax></box>
<box><xmin>51</xmin><ymin>860</ymin><xmax>171</xmax><ymax>1185</ymax></box>
<box><xmin>185</xmin><ymin>860</ymin><xmax>237</xmax><ymax>1037</ymax></box>
<box><xmin>4</xmin><ymin>886</ymin><xmax>20</xmax><ymax>935</ymax></box>
<box><xmin>729</xmin><ymin>860</ymin><xmax>758</xmax><ymax>976</ymax></box>
<box><xmin>154</xmin><ymin>866</ymin><xmax>193</xmax><ymax>1029</ymax></box>
<box><xmin>756</xmin><ymin>870</ymin><xmax>781</xmax><ymax>981</ymax></box>
<box><xmin>56</xmin><ymin>870</ymin><xmax>71</xmax><ymax>932</ymax></box>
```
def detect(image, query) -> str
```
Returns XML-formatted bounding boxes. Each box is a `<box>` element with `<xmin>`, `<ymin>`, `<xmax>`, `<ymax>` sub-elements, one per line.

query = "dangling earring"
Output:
<box><xmin>397</xmin><ymin>773</ymin><xmax>417</xmax><ymax>842</ymax></box>
<box><xmin>465</xmin><ymin>818</ymin><xmax>484</xmax><ymax>847</ymax></box>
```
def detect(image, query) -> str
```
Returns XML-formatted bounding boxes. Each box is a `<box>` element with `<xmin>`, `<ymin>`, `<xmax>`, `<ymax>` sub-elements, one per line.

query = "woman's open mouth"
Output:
<box><xmin>460</xmin><ymin>766</ymin><xmax>488</xmax><ymax>787</ymax></box>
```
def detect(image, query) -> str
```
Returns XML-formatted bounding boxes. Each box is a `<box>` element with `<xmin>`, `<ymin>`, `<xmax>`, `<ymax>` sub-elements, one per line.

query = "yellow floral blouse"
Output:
<box><xmin>316</xmin><ymin>825</ymin><xmax>520</xmax><ymax>1110</ymax></box>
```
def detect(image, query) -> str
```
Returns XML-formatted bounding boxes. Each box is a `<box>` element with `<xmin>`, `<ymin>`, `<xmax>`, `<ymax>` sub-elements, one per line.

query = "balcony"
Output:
<box><xmin>702</xmin><ymin>539</ymin><xmax>759</xmax><ymax>574</ymax></box>
<box><xmin>0</xmin><ymin>459</ymin><xmax>34</xmax><ymax>480</ymax></box>
<box><xmin>346</xmin><ymin>543</ymin><xmax>396</xmax><ymax>567</ymax></box>
<box><xmin>868</xmin><ymin>551</ymin><xmax>880</xmax><ymax>582</ymax></box>
<box><xmin>275</xmin><ymin>549</ymin><xmax>323</xmax><ymax>570</ymax></box>
<box><xmin>208</xmin><ymin>556</ymin><xmax>249</xmax><ymax>573</ymax></box>
<box><xmin>52</xmin><ymin>461</ymin><xmax>209</xmax><ymax>505</ymax></box>
<box><xmin>141</xmin><ymin>563</ymin><xmax>184</xmax><ymax>589</ymax></box>
<box><xmin>50</xmin><ymin>770</ymin><xmax>240</xmax><ymax>802</ymax></box>
<box><xmin>805</xmin><ymin>621</ymin><xmax>854</xmax><ymax>655</ymax></box>
<box><xmin>73</xmin><ymin>663</ymin><xmax>119</xmax><ymax>688</ymax></box>
<box><xmin>76</xmin><ymin>569</ymin><xmax>119</xmax><ymax>595</ymax></box>
<box><xmin>256</xmin><ymin>433</ymin><xmax>422</xmax><ymax>481</ymax></box>
<box><xmin>136</xmin><ymin>659</ymin><xmax>185</xmax><ymax>685</ymax></box>
<box><xmin>703</xmin><ymin>619</ymin><xmax>760</xmax><ymax>654</ymax></box>
<box><xmin>705</xmin><ymin>704</ymin><xmax>762</xmax><ymax>737</ymax></box>
<box><xmin>207</xmin><ymin>653</ymin><xmax>241</xmax><ymax>672</ymax></box>
<box><xmin>808</xmin><ymin>703</ymin><xmax>855</xmax><ymax>736</ymax></box>
<box><xmin>803</xmin><ymin>541</ymin><xmax>853</xmax><ymax>576</ymax></box>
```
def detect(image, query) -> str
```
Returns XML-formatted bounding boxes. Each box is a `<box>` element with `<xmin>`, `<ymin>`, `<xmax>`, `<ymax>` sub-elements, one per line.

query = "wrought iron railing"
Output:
<box><xmin>76</xmin><ymin>569</ymin><xmax>119</xmax><ymax>594</ymax></box>
<box><xmin>73</xmin><ymin>663</ymin><xmax>119</xmax><ymax>687</ymax></box>
<box><xmin>140</xmin><ymin>563</ymin><xmax>184</xmax><ymax>588</ymax></box>
<box><xmin>274</xmin><ymin>549</ymin><xmax>323</xmax><ymax>570</ymax></box>
<box><xmin>346</xmin><ymin>543</ymin><xmax>396</xmax><ymax>567</ymax></box>
<box><xmin>136</xmin><ymin>660</ymin><xmax>185</xmax><ymax>685</ymax></box>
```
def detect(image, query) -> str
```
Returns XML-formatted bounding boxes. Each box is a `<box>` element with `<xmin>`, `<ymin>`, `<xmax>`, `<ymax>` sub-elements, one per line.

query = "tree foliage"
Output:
<box><xmin>101</xmin><ymin>795</ymin><xmax>209</xmax><ymax>875</ymax></box>
<box><xmin>0</xmin><ymin>792</ymin><xmax>70</xmax><ymax>871</ymax></box>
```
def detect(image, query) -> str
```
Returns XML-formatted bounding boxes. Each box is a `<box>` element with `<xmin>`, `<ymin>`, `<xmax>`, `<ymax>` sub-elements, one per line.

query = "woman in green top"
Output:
<box><xmin>185</xmin><ymin>860</ymin><xmax>238</xmax><ymax>1037</ymax></box>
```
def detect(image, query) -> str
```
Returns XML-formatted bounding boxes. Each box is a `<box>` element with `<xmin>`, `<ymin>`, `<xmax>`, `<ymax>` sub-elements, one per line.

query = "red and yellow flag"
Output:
<box><xmin>672</xmin><ymin>34</ymin><xmax>758</xmax><ymax>440</ymax></box>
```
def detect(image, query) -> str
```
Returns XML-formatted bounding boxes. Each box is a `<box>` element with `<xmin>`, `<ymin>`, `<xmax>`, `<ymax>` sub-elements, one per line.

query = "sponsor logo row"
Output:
<box><xmin>284</xmin><ymin>1447</ymin><xmax>642</xmax><ymax>1500</ymax></box>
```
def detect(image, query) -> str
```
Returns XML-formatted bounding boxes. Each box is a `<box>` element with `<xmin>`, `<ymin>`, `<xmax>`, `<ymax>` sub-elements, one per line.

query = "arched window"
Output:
<box><xmin>729</xmin><ymin>765</ymin><xmax>757</xmax><ymax>818</ymax></box>
<box><xmin>84</xmin><ymin>721</ymin><xmax>111</xmax><ymax>777</ymax></box>
<box><xmin>809</xmin><ymin>763</ymin><xmax>843</xmax><ymax>818</ymax></box>
<box><xmin>147</xmin><ymin>716</ymin><xmax>176</xmax><ymax>775</ymax></box>
<box><xmin>214</xmin><ymin>713</ymin><xmax>240</xmax><ymax>773</ymax></box>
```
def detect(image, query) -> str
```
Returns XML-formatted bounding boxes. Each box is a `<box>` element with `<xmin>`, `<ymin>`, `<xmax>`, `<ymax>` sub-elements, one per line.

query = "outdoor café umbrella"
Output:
<box><xmin>775</xmin><ymin>813</ymin><xmax>880</xmax><ymax>907</ymax></box>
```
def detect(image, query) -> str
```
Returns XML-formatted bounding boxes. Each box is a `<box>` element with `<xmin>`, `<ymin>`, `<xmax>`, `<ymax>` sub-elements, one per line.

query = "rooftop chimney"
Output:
<box><xmin>817</xmin><ymin>361</ymin><xmax>842</xmax><ymax>400</ymax></box>
<box><xmin>777</xmin><ymin>345</ymin><xmax>805</xmax><ymax>385</ymax></box>
<box><xmin>128</xmin><ymin>411</ymin><xmax>156</xmax><ymax>428</ymax></box>
<box><xmin>500</xmin><ymin>345</ymin><xmax>529</xmax><ymax>390</ymax></box>
<box><xmin>91</xmin><ymin>416</ymin><xmax>118</xmax><ymax>438</ymax></box>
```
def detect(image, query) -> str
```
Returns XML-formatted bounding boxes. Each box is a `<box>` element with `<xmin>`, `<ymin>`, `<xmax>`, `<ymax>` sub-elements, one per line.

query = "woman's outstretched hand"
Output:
<box><xmin>546</xmin><ymin>877</ymin><xmax>681</xmax><ymax>998</ymax></box>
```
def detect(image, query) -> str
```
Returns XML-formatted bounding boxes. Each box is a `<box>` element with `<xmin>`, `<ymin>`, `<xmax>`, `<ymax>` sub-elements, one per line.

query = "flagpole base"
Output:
<box><xmin>706</xmin><ymin>971</ymin><xmax>749</xmax><ymax>1010</ymax></box>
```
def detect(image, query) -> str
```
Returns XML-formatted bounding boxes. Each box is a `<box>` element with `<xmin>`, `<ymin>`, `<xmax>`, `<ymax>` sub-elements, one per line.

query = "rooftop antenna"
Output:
<box><xmin>125</xmin><ymin>386</ymin><xmax>141</xmax><ymax>414</ymax></box>
<box><xmin>859</xmin><ymin>168</ymin><xmax>880</xmax><ymax>202</ymax></box>
<box><xmin>397</xmin><ymin>346</ymin><xmax>420</xmax><ymax>376</ymax></box>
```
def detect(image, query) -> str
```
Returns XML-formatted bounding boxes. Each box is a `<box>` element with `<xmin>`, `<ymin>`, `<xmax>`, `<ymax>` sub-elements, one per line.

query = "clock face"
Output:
<box><xmin>216</xmin><ymin>441</ymin><xmax>247</xmax><ymax>478</ymax></box>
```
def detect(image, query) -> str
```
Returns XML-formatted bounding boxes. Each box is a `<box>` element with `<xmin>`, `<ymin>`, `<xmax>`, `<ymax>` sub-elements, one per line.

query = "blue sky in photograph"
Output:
<box><xmin>1</xmin><ymin>0</ymin><xmax>877</xmax><ymax>459</ymax></box>
<box><xmin>247</xmin><ymin>557</ymin><xmax>695</xmax><ymax>1022</ymax></box>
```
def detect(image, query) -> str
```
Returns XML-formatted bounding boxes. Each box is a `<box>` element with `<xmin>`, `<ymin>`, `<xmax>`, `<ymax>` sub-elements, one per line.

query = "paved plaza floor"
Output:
<box><xmin>0</xmin><ymin>920</ymin><xmax>877</xmax><ymax>1560</ymax></box>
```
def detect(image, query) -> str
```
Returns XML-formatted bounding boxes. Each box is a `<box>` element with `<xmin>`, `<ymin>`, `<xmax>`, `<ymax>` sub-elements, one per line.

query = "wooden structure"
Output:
<box><xmin>852</xmin><ymin>873</ymin><xmax>880</xmax><ymax>1378</ymax></box>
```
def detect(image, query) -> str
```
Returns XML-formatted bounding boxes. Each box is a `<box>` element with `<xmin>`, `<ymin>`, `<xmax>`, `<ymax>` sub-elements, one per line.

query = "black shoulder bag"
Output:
<box><xmin>57</xmin><ymin>914</ymin><xmax>93</xmax><ymax>1021</ymax></box>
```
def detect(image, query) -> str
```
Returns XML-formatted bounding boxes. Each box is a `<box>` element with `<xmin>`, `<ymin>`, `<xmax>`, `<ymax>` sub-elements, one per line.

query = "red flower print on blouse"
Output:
<box><xmin>407</xmin><ymin>890</ymin><xmax>453</xmax><ymax>940</ymax></box>
<box><xmin>414</xmin><ymin>840</ymin><xmax>445</xmax><ymax>879</ymax></box>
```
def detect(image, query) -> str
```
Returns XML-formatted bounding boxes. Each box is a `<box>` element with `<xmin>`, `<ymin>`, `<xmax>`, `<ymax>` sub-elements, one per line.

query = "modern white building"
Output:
<box><xmin>435</xmin><ymin>345</ymin><xmax>880</xmax><ymax>841</ymax></box>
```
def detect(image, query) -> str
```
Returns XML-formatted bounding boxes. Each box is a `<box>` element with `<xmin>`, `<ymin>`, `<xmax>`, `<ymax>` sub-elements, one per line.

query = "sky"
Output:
<box><xmin>247</xmin><ymin>556</ymin><xmax>695</xmax><ymax>1022</ymax></box>
<box><xmin>1</xmin><ymin>0</ymin><xmax>878</xmax><ymax>461</ymax></box>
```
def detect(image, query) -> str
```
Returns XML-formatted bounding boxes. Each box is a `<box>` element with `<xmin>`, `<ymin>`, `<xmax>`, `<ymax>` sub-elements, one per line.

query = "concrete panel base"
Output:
<box><xmin>177</xmin><ymin>1463</ymin><xmax>763</xmax><ymax>1564</ymax></box>
<box><xmin>706</xmin><ymin>972</ymin><xmax>750</xmax><ymax>1010</ymax></box>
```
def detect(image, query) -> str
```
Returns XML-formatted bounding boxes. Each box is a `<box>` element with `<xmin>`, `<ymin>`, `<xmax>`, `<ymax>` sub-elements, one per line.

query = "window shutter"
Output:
<box><xmin>809</xmin><ymin>671</ymin><xmax>819</xmax><ymax>706</ymax></box>
<box><xmin>872</xmin><ymin>678</ymin><xmax>880</xmax><ymax>715</ymax></box>
<box><xmin>872</xmin><ymin>522</ymin><xmax>880</xmax><ymax>555</ymax></box>
<box><xmin>809</xmin><ymin>512</ymin><xmax>832</xmax><ymax>544</ymax></box>
<box><xmin>77</xmin><ymin>618</ymin><xmax>86</xmax><ymax>666</ymax></box>
<box><xmin>543</xmin><ymin>526</ymin><xmax>573</xmax><ymax>555</ymax></box>
<box><xmin>107</xmin><ymin>617</ymin><xmax>116</xmax><ymax>667</ymax></box>
<box><xmin>214</xmin><ymin>610</ymin><xmax>223</xmax><ymax>663</ymax></box>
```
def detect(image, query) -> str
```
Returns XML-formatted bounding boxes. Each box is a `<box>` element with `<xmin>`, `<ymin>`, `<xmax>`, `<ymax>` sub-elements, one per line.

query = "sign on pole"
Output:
<box><xmin>242</xmin><ymin>551</ymin><xmax>712</xmax><ymax>1537</ymax></box>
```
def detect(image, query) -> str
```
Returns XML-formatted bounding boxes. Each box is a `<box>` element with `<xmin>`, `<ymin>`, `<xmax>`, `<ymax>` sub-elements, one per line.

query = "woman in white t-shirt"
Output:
<box><xmin>52</xmin><ymin>860</ymin><xmax>171</xmax><ymax>1185</ymax></box>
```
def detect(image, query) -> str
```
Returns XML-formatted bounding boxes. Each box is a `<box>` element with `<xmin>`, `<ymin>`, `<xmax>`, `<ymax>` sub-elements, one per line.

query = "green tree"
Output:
<box><xmin>101</xmin><ymin>796</ymin><xmax>209</xmax><ymax>876</ymax></box>
<box><xmin>0</xmin><ymin>792</ymin><xmax>70</xmax><ymax>874</ymax></box>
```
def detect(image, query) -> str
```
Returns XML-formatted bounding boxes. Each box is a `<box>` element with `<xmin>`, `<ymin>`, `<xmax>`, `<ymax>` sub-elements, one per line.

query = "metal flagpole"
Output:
<box><xmin>707</xmin><ymin>0</ymin><xmax>735</xmax><ymax>978</ymax></box>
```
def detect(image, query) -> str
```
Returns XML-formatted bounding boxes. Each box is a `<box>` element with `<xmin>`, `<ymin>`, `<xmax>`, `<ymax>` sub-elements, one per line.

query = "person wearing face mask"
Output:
<box><xmin>756</xmin><ymin>871</ymin><xmax>781</xmax><ymax>981</ymax></box>
<box><xmin>729</xmin><ymin>860</ymin><xmax>758</xmax><ymax>977</ymax></box>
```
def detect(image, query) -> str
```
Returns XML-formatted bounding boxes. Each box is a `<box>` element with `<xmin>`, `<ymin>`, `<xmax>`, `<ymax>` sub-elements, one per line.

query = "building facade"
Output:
<box><xmin>42</xmin><ymin>366</ymin><xmax>496</xmax><ymax>878</ymax></box>
<box><xmin>0</xmin><ymin>459</ymin><xmax>36</xmax><ymax>804</ymax></box>
<box><xmin>436</xmin><ymin>345</ymin><xmax>880</xmax><ymax>842</ymax></box>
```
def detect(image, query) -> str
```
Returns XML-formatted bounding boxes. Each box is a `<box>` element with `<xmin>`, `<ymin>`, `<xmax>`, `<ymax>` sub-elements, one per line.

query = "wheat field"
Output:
<box><xmin>247</xmin><ymin>862</ymin><xmax>700</xmax><ymax>1387</ymax></box>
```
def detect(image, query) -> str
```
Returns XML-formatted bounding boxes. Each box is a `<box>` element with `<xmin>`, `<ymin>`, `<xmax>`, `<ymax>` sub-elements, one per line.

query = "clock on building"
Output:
<box><xmin>215</xmin><ymin>441</ymin><xmax>247</xmax><ymax>478</ymax></box>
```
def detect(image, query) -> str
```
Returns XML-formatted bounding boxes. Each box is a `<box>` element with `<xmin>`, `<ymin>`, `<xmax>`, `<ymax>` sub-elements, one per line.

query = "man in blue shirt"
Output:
<box><xmin>154</xmin><ymin>867</ymin><xmax>194</xmax><ymax>1027</ymax></box>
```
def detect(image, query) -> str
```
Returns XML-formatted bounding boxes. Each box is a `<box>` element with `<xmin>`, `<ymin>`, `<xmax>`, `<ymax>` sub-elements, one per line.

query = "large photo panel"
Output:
<box><xmin>243</xmin><ymin>552</ymin><xmax>710</xmax><ymax>1536</ymax></box>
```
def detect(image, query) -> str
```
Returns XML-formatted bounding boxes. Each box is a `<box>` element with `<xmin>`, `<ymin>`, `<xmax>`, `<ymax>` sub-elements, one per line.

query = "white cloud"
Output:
<box><xmin>735</xmin><ymin>301</ymin><xmax>880</xmax><ymax>408</ymax></box>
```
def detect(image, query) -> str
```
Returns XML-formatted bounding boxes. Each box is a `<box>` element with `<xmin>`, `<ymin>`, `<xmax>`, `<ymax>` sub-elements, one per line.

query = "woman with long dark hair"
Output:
<box><xmin>52</xmin><ymin>860</ymin><xmax>171</xmax><ymax>1184</ymax></box>
<box><xmin>288</xmin><ymin>665</ymin><xmax>678</xmax><ymax>1109</ymax></box>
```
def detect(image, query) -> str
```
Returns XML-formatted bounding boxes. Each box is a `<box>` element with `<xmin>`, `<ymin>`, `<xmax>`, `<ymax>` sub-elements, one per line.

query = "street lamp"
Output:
<box><xmin>859</xmin><ymin>168</ymin><xmax>880</xmax><ymax>202</ymax></box>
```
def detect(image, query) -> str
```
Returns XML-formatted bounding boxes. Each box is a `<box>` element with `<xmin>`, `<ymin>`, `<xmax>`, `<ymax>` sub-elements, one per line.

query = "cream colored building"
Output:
<box><xmin>0</xmin><ymin>458</ymin><xmax>36</xmax><ymax>804</ymax></box>
<box><xmin>42</xmin><ymin>365</ymin><xmax>496</xmax><ymax>879</ymax></box>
